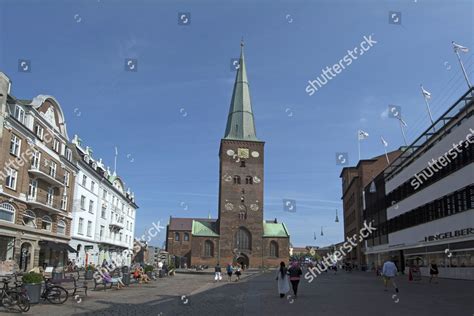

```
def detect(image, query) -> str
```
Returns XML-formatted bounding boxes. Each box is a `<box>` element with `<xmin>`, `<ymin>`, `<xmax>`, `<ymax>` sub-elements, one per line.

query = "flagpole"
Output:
<box><xmin>114</xmin><ymin>147</ymin><xmax>118</xmax><ymax>174</ymax></box>
<box><xmin>384</xmin><ymin>148</ymin><xmax>390</xmax><ymax>164</ymax></box>
<box><xmin>453</xmin><ymin>41</ymin><xmax>472</xmax><ymax>88</ymax></box>
<box><xmin>358</xmin><ymin>133</ymin><xmax>361</xmax><ymax>161</ymax></box>
<box><xmin>398</xmin><ymin>118</ymin><xmax>408</xmax><ymax>147</ymax></box>
<box><xmin>421</xmin><ymin>85</ymin><xmax>435</xmax><ymax>127</ymax></box>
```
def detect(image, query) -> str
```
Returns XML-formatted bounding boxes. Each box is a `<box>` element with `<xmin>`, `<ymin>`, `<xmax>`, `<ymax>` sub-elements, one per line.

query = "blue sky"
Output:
<box><xmin>1</xmin><ymin>0</ymin><xmax>472</xmax><ymax>248</ymax></box>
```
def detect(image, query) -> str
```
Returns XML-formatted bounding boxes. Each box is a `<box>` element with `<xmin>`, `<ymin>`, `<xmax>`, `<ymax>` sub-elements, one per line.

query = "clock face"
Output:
<box><xmin>253</xmin><ymin>176</ymin><xmax>261</xmax><ymax>184</ymax></box>
<box><xmin>223</xmin><ymin>174</ymin><xmax>232</xmax><ymax>182</ymax></box>
<box><xmin>237</xmin><ymin>148</ymin><xmax>249</xmax><ymax>159</ymax></box>
<box><xmin>225</xmin><ymin>203</ymin><xmax>234</xmax><ymax>211</ymax></box>
<box><xmin>250</xmin><ymin>204</ymin><xmax>259</xmax><ymax>211</ymax></box>
<box><xmin>251</xmin><ymin>151</ymin><xmax>260</xmax><ymax>158</ymax></box>
<box><xmin>226</xmin><ymin>149</ymin><xmax>235</xmax><ymax>156</ymax></box>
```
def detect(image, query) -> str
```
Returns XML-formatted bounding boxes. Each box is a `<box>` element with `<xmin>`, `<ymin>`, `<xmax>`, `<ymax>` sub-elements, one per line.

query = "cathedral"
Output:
<box><xmin>165</xmin><ymin>43</ymin><xmax>290</xmax><ymax>268</ymax></box>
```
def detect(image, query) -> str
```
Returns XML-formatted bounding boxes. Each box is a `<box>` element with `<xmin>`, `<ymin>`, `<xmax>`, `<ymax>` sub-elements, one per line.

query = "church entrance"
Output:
<box><xmin>236</xmin><ymin>254</ymin><xmax>249</xmax><ymax>269</ymax></box>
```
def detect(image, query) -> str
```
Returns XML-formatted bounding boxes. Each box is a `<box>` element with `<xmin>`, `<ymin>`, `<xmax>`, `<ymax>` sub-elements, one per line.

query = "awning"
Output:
<box><xmin>39</xmin><ymin>241</ymin><xmax>77</xmax><ymax>253</ymax></box>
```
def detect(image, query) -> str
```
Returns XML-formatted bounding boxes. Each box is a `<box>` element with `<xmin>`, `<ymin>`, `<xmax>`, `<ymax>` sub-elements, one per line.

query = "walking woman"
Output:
<box><xmin>288</xmin><ymin>261</ymin><xmax>303</xmax><ymax>298</ymax></box>
<box><xmin>275</xmin><ymin>261</ymin><xmax>290</xmax><ymax>298</ymax></box>
<box><xmin>226</xmin><ymin>263</ymin><xmax>233</xmax><ymax>282</ymax></box>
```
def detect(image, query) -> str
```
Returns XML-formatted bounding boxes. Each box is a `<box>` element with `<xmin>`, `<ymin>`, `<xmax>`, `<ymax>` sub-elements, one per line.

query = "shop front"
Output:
<box><xmin>38</xmin><ymin>240</ymin><xmax>77</xmax><ymax>269</ymax></box>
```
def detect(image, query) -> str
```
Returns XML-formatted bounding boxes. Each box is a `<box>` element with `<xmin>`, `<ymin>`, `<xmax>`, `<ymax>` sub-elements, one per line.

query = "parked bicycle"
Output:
<box><xmin>0</xmin><ymin>274</ymin><xmax>30</xmax><ymax>312</ymax></box>
<box><xmin>41</xmin><ymin>278</ymin><xmax>68</xmax><ymax>304</ymax></box>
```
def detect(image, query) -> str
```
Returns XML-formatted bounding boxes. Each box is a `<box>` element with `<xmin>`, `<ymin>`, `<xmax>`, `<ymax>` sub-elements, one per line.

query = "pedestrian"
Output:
<box><xmin>101</xmin><ymin>259</ymin><xmax>107</xmax><ymax>268</ymax></box>
<box><xmin>275</xmin><ymin>261</ymin><xmax>290</xmax><ymax>298</ymax></box>
<box><xmin>332</xmin><ymin>262</ymin><xmax>338</xmax><ymax>274</ymax></box>
<box><xmin>429</xmin><ymin>261</ymin><xmax>439</xmax><ymax>283</ymax></box>
<box><xmin>382</xmin><ymin>257</ymin><xmax>399</xmax><ymax>293</ymax></box>
<box><xmin>235</xmin><ymin>264</ymin><xmax>242</xmax><ymax>281</ymax></box>
<box><xmin>226</xmin><ymin>263</ymin><xmax>233</xmax><ymax>282</ymax></box>
<box><xmin>214</xmin><ymin>263</ymin><xmax>222</xmax><ymax>282</ymax></box>
<box><xmin>288</xmin><ymin>261</ymin><xmax>302</xmax><ymax>298</ymax></box>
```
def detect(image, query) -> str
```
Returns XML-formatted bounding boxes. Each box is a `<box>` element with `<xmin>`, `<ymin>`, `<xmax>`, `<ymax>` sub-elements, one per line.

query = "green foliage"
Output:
<box><xmin>144</xmin><ymin>265</ymin><xmax>154</xmax><ymax>273</ymax></box>
<box><xmin>22</xmin><ymin>272</ymin><xmax>43</xmax><ymax>284</ymax></box>
<box><xmin>85</xmin><ymin>264</ymin><xmax>95</xmax><ymax>271</ymax></box>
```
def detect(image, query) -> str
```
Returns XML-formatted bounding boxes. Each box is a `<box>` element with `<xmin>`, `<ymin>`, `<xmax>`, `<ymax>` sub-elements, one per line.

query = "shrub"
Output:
<box><xmin>22</xmin><ymin>272</ymin><xmax>43</xmax><ymax>284</ymax></box>
<box><xmin>144</xmin><ymin>265</ymin><xmax>154</xmax><ymax>273</ymax></box>
<box><xmin>85</xmin><ymin>264</ymin><xmax>95</xmax><ymax>271</ymax></box>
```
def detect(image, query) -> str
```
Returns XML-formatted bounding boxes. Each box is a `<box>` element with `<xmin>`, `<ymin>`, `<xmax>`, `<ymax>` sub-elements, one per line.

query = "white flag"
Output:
<box><xmin>358</xmin><ymin>130</ymin><xmax>369</xmax><ymax>140</ymax></box>
<box><xmin>421</xmin><ymin>85</ymin><xmax>431</xmax><ymax>100</ymax></box>
<box><xmin>381</xmin><ymin>136</ymin><xmax>388</xmax><ymax>147</ymax></box>
<box><xmin>452</xmin><ymin>41</ymin><xmax>469</xmax><ymax>53</ymax></box>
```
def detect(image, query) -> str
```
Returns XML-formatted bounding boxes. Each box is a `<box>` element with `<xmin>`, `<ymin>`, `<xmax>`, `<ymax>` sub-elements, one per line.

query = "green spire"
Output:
<box><xmin>224</xmin><ymin>40</ymin><xmax>258</xmax><ymax>141</ymax></box>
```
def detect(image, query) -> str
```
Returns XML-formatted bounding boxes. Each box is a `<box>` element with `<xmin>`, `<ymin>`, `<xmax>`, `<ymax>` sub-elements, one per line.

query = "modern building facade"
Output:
<box><xmin>365</xmin><ymin>88</ymin><xmax>474</xmax><ymax>280</ymax></box>
<box><xmin>166</xmin><ymin>43</ymin><xmax>290</xmax><ymax>268</ymax></box>
<box><xmin>0</xmin><ymin>72</ymin><xmax>78</xmax><ymax>271</ymax></box>
<box><xmin>69</xmin><ymin>136</ymin><xmax>138</xmax><ymax>267</ymax></box>
<box><xmin>339</xmin><ymin>150</ymin><xmax>401</xmax><ymax>268</ymax></box>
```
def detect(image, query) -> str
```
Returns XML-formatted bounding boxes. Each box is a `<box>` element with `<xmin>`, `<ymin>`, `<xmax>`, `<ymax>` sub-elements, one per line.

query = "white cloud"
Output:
<box><xmin>380</xmin><ymin>107</ymin><xmax>389</xmax><ymax>120</ymax></box>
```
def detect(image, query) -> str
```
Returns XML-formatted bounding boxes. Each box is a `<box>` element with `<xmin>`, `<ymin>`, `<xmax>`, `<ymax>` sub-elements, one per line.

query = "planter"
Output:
<box><xmin>84</xmin><ymin>270</ymin><xmax>94</xmax><ymax>280</ymax></box>
<box><xmin>23</xmin><ymin>283</ymin><xmax>42</xmax><ymax>304</ymax></box>
<box><xmin>122</xmin><ymin>273</ymin><xmax>131</xmax><ymax>286</ymax></box>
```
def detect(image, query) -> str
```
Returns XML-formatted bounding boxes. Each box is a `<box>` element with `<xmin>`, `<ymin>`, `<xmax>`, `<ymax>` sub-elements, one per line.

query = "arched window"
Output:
<box><xmin>245</xmin><ymin>176</ymin><xmax>253</xmax><ymax>185</ymax></box>
<box><xmin>270</xmin><ymin>241</ymin><xmax>279</xmax><ymax>257</ymax></box>
<box><xmin>57</xmin><ymin>220</ymin><xmax>66</xmax><ymax>235</ymax></box>
<box><xmin>184</xmin><ymin>233</ymin><xmax>189</xmax><ymax>241</ymax></box>
<box><xmin>0</xmin><ymin>203</ymin><xmax>15</xmax><ymax>223</ymax></box>
<box><xmin>41</xmin><ymin>215</ymin><xmax>52</xmax><ymax>231</ymax></box>
<box><xmin>22</xmin><ymin>210</ymin><xmax>36</xmax><ymax>228</ymax></box>
<box><xmin>174</xmin><ymin>232</ymin><xmax>180</xmax><ymax>241</ymax></box>
<box><xmin>235</xmin><ymin>227</ymin><xmax>251</xmax><ymax>250</ymax></box>
<box><xmin>233</xmin><ymin>176</ymin><xmax>241</xmax><ymax>185</ymax></box>
<box><xmin>204</xmin><ymin>240</ymin><xmax>214</xmax><ymax>257</ymax></box>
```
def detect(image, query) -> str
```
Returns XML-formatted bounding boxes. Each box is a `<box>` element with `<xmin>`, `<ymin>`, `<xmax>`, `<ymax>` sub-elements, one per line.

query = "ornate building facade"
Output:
<box><xmin>166</xmin><ymin>44</ymin><xmax>290</xmax><ymax>268</ymax></box>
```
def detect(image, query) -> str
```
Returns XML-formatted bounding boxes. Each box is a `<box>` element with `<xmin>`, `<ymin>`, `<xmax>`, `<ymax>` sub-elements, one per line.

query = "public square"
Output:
<box><xmin>3</xmin><ymin>270</ymin><xmax>471</xmax><ymax>316</ymax></box>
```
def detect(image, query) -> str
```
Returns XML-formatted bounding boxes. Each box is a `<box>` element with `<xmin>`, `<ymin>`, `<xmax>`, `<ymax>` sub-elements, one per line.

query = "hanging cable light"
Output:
<box><xmin>320</xmin><ymin>226</ymin><xmax>324</xmax><ymax>236</ymax></box>
<box><xmin>335</xmin><ymin>209</ymin><xmax>339</xmax><ymax>223</ymax></box>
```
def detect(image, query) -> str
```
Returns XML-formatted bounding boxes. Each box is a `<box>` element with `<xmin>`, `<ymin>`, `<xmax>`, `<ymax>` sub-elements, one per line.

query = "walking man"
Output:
<box><xmin>382</xmin><ymin>257</ymin><xmax>399</xmax><ymax>293</ymax></box>
<box><xmin>226</xmin><ymin>263</ymin><xmax>233</xmax><ymax>282</ymax></box>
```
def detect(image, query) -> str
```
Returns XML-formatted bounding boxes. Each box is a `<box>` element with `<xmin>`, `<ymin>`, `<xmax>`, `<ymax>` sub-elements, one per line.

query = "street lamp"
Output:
<box><xmin>335</xmin><ymin>209</ymin><xmax>339</xmax><ymax>223</ymax></box>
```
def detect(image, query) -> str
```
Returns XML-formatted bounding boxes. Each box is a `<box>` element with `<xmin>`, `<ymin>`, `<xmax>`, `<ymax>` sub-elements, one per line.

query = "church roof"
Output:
<box><xmin>192</xmin><ymin>220</ymin><xmax>219</xmax><ymax>237</ymax></box>
<box><xmin>263</xmin><ymin>222</ymin><xmax>290</xmax><ymax>238</ymax></box>
<box><xmin>223</xmin><ymin>41</ymin><xmax>259</xmax><ymax>141</ymax></box>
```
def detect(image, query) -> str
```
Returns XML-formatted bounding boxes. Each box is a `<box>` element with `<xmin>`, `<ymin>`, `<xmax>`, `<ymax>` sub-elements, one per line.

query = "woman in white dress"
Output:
<box><xmin>275</xmin><ymin>261</ymin><xmax>290</xmax><ymax>298</ymax></box>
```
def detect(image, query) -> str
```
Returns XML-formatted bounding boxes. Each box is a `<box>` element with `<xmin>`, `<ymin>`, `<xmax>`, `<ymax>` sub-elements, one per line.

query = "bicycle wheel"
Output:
<box><xmin>15</xmin><ymin>292</ymin><xmax>30</xmax><ymax>312</ymax></box>
<box><xmin>46</xmin><ymin>286</ymin><xmax>68</xmax><ymax>304</ymax></box>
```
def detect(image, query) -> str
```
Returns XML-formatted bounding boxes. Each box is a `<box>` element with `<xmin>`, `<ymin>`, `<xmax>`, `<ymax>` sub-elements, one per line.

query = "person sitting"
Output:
<box><xmin>101</xmin><ymin>268</ymin><xmax>124</xmax><ymax>289</ymax></box>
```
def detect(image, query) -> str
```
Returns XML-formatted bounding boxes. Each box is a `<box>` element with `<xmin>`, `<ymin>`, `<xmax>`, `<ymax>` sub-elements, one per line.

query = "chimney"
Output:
<box><xmin>274</xmin><ymin>218</ymin><xmax>277</xmax><ymax>223</ymax></box>
<box><xmin>0</xmin><ymin>72</ymin><xmax>11</xmax><ymax>139</ymax></box>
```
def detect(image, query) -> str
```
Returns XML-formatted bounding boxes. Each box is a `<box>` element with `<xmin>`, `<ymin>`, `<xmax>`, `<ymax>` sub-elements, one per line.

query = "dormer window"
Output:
<box><xmin>14</xmin><ymin>105</ymin><xmax>25</xmax><ymax>124</ymax></box>
<box><xmin>34</xmin><ymin>125</ymin><xmax>44</xmax><ymax>140</ymax></box>
<box><xmin>65</xmin><ymin>148</ymin><xmax>72</xmax><ymax>161</ymax></box>
<box><xmin>53</xmin><ymin>139</ymin><xmax>60</xmax><ymax>153</ymax></box>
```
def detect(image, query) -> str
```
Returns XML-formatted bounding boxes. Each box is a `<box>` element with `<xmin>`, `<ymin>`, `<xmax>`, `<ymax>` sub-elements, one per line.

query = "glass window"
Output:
<box><xmin>89</xmin><ymin>200</ymin><xmax>94</xmax><ymax>213</ymax></box>
<box><xmin>14</xmin><ymin>105</ymin><xmax>25</xmax><ymax>124</ymax></box>
<box><xmin>80</xmin><ymin>196</ymin><xmax>86</xmax><ymax>210</ymax></box>
<box><xmin>184</xmin><ymin>233</ymin><xmax>189</xmax><ymax>241</ymax></box>
<box><xmin>61</xmin><ymin>196</ymin><xmax>68</xmax><ymax>210</ymax></box>
<box><xmin>270</xmin><ymin>241</ymin><xmax>279</xmax><ymax>257</ymax></box>
<box><xmin>31</xmin><ymin>151</ymin><xmax>40</xmax><ymax>169</ymax></box>
<box><xmin>5</xmin><ymin>168</ymin><xmax>18</xmax><ymax>190</ymax></box>
<box><xmin>28</xmin><ymin>180</ymin><xmax>38</xmax><ymax>199</ymax></box>
<box><xmin>78</xmin><ymin>218</ymin><xmax>84</xmax><ymax>234</ymax></box>
<box><xmin>82</xmin><ymin>175</ymin><xmax>87</xmax><ymax>186</ymax></box>
<box><xmin>0</xmin><ymin>203</ymin><xmax>15</xmax><ymax>223</ymax></box>
<box><xmin>46</xmin><ymin>187</ymin><xmax>54</xmax><ymax>206</ymax></box>
<box><xmin>9</xmin><ymin>134</ymin><xmax>21</xmax><ymax>156</ymax></box>
<box><xmin>86</xmin><ymin>221</ymin><xmax>92</xmax><ymax>237</ymax></box>
<box><xmin>64</xmin><ymin>171</ymin><xmax>70</xmax><ymax>186</ymax></box>
<box><xmin>91</xmin><ymin>181</ymin><xmax>95</xmax><ymax>192</ymax></box>
<box><xmin>34</xmin><ymin>125</ymin><xmax>44</xmax><ymax>140</ymax></box>
<box><xmin>204</xmin><ymin>240</ymin><xmax>214</xmax><ymax>257</ymax></box>
<box><xmin>49</xmin><ymin>162</ymin><xmax>57</xmax><ymax>178</ymax></box>
<box><xmin>57</xmin><ymin>220</ymin><xmax>66</xmax><ymax>235</ymax></box>
<box><xmin>174</xmin><ymin>232</ymin><xmax>180</xmax><ymax>241</ymax></box>
<box><xmin>41</xmin><ymin>215</ymin><xmax>52</xmax><ymax>231</ymax></box>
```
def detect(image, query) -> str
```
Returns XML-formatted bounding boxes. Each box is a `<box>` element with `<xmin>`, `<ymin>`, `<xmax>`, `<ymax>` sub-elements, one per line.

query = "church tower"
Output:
<box><xmin>218</xmin><ymin>42</ymin><xmax>265</xmax><ymax>267</ymax></box>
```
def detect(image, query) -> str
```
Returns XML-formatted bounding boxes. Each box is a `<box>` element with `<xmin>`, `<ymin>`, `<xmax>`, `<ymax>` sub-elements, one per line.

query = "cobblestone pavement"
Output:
<box><xmin>2</xmin><ymin>270</ymin><xmax>473</xmax><ymax>316</ymax></box>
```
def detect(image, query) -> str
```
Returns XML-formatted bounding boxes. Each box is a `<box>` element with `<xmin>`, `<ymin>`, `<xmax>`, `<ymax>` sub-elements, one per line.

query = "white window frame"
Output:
<box><xmin>46</xmin><ymin>187</ymin><xmax>54</xmax><ymax>206</ymax></box>
<box><xmin>28</xmin><ymin>179</ymin><xmax>38</xmax><ymax>199</ymax></box>
<box><xmin>78</xmin><ymin>218</ymin><xmax>84</xmax><ymax>235</ymax></box>
<box><xmin>80</xmin><ymin>195</ymin><xmax>86</xmax><ymax>210</ymax></box>
<box><xmin>35</xmin><ymin>125</ymin><xmax>44</xmax><ymax>140</ymax></box>
<box><xmin>82</xmin><ymin>175</ymin><xmax>87</xmax><ymax>186</ymax></box>
<box><xmin>41</xmin><ymin>215</ymin><xmax>52</xmax><ymax>231</ymax></box>
<box><xmin>65</xmin><ymin>148</ymin><xmax>72</xmax><ymax>161</ymax></box>
<box><xmin>57</xmin><ymin>220</ymin><xmax>66</xmax><ymax>235</ymax></box>
<box><xmin>88</xmin><ymin>200</ymin><xmax>94</xmax><ymax>214</ymax></box>
<box><xmin>14</xmin><ymin>105</ymin><xmax>25</xmax><ymax>124</ymax></box>
<box><xmin>31</xmin><ymin>151</ymin><xmax>41</xmax><ymax>169</ymax></box>
<box><xmin>0</xmin><ymin>203</ymin><xmax>15</xmax><ymax>223</ymax></box>
<box><xmin>23</xmin><ymin>210</ymin><xmax>37</xmax><ymax>228</ymax></box>
<box><xmin>99</xmin><ymin>225</ymin><xmax>104</xmax><ymax>240</ymax></box>
<box><xmin>5</xmin><ymin>168</ymin><xmax>18</xmax><ymax>190</ymax></box>
<box><xmin>49</xmin><ymin>161</ymin><xmax>57</xmax><ymax>178</ymax></box>
<box><xmin>91</xmin><ymin>181</ymin><xmax>95</xmax><ymax>192</ymax></box>
<box><xmin>53</xmin><ymin>139</ymin><xmax>60</xmax><ymax>153</ymax></box>
<box><xmin>9</xmin><ymin>134</ymin><xmax>21</xmax><ymax>157</ymax></box>
<box><xmin>61</xmin><ymin>195</ymin><xmax>68</xmax><ymax>211</ymax></box>
<box><xmin>86</xmin><ymin>220</ymin><xmax>92</xmax><ymax>237</ymax></box>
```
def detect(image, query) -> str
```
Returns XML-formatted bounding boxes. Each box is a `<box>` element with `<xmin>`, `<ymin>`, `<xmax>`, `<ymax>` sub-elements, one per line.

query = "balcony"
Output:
<box><xmin>26</xmin><ymin>192</ymin><xmax>67</xmax><ymax>215</ymax></box>
<box><xmin>28</xmin><ymin>164</ymin><xmax>64</xmax><ymax>187</ymax></box>
<box><xmin>109</xmin><ymin>217</ymin><xmax>125</xmax><ymax>230</ymax></box>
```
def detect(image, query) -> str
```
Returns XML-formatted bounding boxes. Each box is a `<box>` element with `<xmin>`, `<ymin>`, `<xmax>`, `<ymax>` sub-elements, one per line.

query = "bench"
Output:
<box><xmin>52</xmin><ymin>276</ymin><xmax>88</xmax><ymax>297</ymax></box>
<box><xmin>93</xmin><ymin>276</ymin><xmax>118</xmax><ymax>291</ymax></box>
